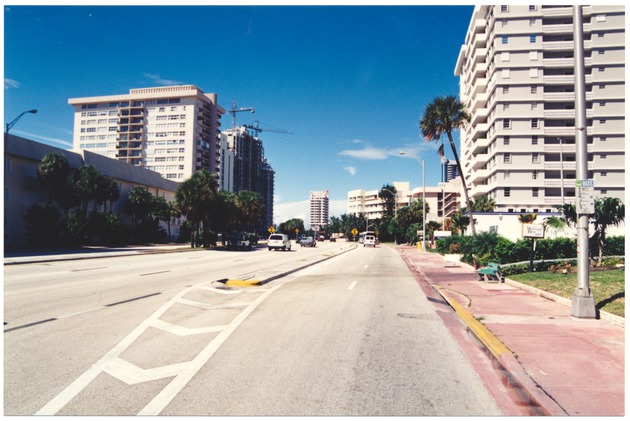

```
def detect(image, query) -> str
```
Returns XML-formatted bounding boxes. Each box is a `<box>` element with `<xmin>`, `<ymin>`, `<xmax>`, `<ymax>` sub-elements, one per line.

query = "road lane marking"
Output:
<box><xmin>348</xmin><ymin>281</ymin><xmax>357</xmax><ymax>290</ymax></box>
<box><xmin>363</xmin><ymin>265</ymin><xmax>369</xmax><ymax>269</ymax></box>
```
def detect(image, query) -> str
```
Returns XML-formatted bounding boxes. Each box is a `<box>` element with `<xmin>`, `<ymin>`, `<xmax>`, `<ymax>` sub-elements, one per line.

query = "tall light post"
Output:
<box><xmin>5</xmin><ymin>109</ymin><xmax>38</xmax><ymax>135</ymax></box>
<box><xmin>571</xmin><ymin>5</ymin><xmax>596</xmax><ymax>318</ymax></box>
<box><xmin>5</xmin><ymin>109</ymin><xmax>38</xmax><ymax>150</ymax></box>
<box><xmin>400</xmin><ymin>151</ymin><xmax>425</xmax><ymax>251</ymax></box>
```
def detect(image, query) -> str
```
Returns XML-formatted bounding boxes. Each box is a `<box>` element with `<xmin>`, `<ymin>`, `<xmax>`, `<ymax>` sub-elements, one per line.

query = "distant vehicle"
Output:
<box><xmin>330</xmin><ymin>237</ymin><xmax>336</xmax><ymax>242</ymax></box>
<box><xmin>317</xmin><ymin>235</ymin><xmax>325</xmax><ymax>242</ymax></box>
<box><xmin>268</xmin><ymin>233</ymin><xmax>291</xmax><ymax>251</ymax></box>
<box><xmin>301</xmin><ymin>236</ymin><xmax>316</xmax><ymax>247</ymax></box>
<box><xmin>296</xmin><ymin>236</ymin><xmax>303</xmax><ymax>244</ymax></box>
<box><xmin>226</xmin><ymin>232</ymin><xmax>252</xmax><ymax>250</ymax></box>
<box><xmin>364</xmin><ymin>235</ymin><xmax>376</xmax><ymax>247</ymax></box>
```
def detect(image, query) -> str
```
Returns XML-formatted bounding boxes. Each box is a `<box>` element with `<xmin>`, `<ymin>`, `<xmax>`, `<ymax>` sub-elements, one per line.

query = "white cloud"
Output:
<box><xmin>339</xmin><ymin>145</ymin><xmax>392</xmax><ymax>160</ymax></box>
<box><xmin>343</xmin><ymin>166</ymin><xmax>357</xmax><ymax>176</ymax></box>
<box><xmin>4</xmin><ymin>78</ymin><xmax>21</xmax><ymax>89</ymax></box>
<box><xmin>274</xmin><ymin>199</ymin><xmax>309</xmax><ymax>226</ymax></box>
<box><xmin>144</xmin><ymin>73</ymin><xmax>182</xmax><ymax>86</ymax></box>
<box><xmin>12</xmin><ymin>130</ymin><xmax>73</xmax><ymax>148</ymax></box>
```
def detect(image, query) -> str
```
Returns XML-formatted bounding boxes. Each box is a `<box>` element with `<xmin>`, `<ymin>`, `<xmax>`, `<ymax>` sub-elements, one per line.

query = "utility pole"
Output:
<box><xmin>571</xmin><ymin>5</ymin><xmax>596</xmax><ymax>319</ymax></box>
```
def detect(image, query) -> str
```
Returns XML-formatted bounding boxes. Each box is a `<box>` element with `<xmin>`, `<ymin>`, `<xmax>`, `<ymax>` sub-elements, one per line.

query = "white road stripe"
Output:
<box><xmin>348</xmin><ymin>281</ymin><xmax>357</xmax><ymax>290</ymax></box>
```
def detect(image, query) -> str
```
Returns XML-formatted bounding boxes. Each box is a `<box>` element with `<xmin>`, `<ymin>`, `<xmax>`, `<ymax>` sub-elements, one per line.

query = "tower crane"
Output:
<box><xmin>228</xmin><ymin>101</ymin><xmax>255</xmax><ymax>128</ymax></box>
<box><xmin>243</xmin><ymin>120</ymin><xmax>293</xmax><ymax>137</ymax></box>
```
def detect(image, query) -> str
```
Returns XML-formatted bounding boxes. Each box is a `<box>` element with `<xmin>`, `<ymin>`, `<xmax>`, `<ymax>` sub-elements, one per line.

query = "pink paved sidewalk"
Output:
<box><xmin>397</xmin><ymin>246</ymin><xmax>624</xmax><ymax>416</ymax></box>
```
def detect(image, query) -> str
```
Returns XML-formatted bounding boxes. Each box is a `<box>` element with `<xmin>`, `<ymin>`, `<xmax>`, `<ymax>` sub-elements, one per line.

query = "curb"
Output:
<box><xmin>436</xmin><ymin>287</ymin><xmax>567</xmax><ymax>416</ymax></box>
<box><xmin>397</xmin><ymin>249</ymin><xmax>568</xmax><ymax>416</ymax></box>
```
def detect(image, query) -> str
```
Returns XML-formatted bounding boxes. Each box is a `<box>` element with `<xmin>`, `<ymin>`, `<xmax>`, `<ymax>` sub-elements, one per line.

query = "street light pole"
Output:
<box><xmin>5</xmin><ymin>109</ymin><xmax>38</xmax><ymax>151</ymax></box>
<box><xmin>571</xmin><ymin>5</ymin><xmax>596</xmax><ymax>319</ymax></box>
<box><xmin>400</xmin><ymin>151</ymin><xmax>426</xmax><ymax>251</ymax></box>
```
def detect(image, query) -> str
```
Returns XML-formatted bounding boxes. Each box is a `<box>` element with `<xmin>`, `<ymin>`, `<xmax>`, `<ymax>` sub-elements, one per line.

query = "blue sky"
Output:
<box><xmin>3</xmin><ymin>4</ymin><xmax>474</xmax><ymax>226</ymax></box>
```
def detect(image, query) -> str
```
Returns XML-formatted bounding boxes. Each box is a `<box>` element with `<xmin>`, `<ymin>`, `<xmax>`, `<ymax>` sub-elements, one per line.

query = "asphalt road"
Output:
<box><xmin>4</xmin><ymin>242</ymin><xmax>500</xmax><ymax>415</ymax></box>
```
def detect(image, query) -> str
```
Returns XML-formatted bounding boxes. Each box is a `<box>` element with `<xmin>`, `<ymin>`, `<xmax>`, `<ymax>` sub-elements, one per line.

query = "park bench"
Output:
<box><xmin>477</xmin><ymin>262</ymin><xmax>504</xmax><ymax>283</ymax></box>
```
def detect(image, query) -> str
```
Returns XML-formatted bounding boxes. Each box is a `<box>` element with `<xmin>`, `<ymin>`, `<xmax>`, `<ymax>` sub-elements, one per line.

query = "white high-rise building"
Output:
<box><xmin>455</xmin><ymin>5</ymin><xmax>625</xmax><ymax>214</ymax></box>
<box><xmin>69</xmin><ymin>85</ymin><xmax>225</xmax><ymax>181</ymax></box>
<box><xmin>310</xmin><ymin>190</ymin><xmax>329</xmax><ymax>231</ymax></box>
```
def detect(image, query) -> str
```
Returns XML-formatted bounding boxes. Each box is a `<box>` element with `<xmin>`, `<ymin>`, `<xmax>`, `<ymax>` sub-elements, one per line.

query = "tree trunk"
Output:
<box><xmin>446</xmin><ymin>132</ymin><xmax>476</xmax><ymax>236</ymax></box>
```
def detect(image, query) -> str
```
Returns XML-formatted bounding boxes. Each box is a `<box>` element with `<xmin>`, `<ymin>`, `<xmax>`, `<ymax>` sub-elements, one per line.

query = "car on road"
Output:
<box><xmin>268</xmin><ymin>233</ymin><xmax>291</xmax><ymax>251</ymax></box>
<box><xmin>226</xmin><ymin>232</ymin><xmax>252</xmax><ymax>250</ymax></box>
<box><xmin>317</xmin><ymin>235</ymin><xmax>325</xmax><ymax>242</ymax></box>
<box><xmin>364</xmin><ymin>235</ymin><xmax>376</xmax><ymax>247</ymax></box>
<box><xmin>300</xmin><ymin>236</ymin><xmax>316</xmax><ymax>247</ymax></box>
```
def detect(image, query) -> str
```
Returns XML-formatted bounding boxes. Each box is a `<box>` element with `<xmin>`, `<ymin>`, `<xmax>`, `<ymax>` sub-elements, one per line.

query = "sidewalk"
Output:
<box><xmin>397</xmin><ymin>245</ymin><xmax>624</xmax><ymax>416</ymax></box>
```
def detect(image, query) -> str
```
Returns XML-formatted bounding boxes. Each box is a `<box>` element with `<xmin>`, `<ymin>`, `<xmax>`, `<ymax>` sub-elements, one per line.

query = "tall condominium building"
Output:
<box><xmin>69</xmin><ymin>85</ymin><xmax>225</xmax><ymax>181</ymax></box>
<box><xmin>310</xmin><ymin>190</ymin><xmax>329</xmax><ymax>231</ymax></box>
<box><xmin>223</xmin><ymin>127</ymin><xmax>275</xmax><ymax>229</ymax></box>
<box><xmin>455</xmin><ymin>5</ymin><xmax>625</xmax><ymax>214</ymax></box>
<box><xmin>442</xmin><ymin>159</ymin><xmax>460</xmax><ymax>183</ymax></box>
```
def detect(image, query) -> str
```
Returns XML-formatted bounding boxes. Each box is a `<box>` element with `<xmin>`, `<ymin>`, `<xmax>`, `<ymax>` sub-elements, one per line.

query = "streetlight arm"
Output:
<box><xmin>6</xmin><ymin>109</ymin><xmax>38</xmax><ymax>133</ymax></box>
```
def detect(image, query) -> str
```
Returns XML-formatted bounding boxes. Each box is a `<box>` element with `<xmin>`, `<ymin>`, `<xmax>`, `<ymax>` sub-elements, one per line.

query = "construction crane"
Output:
<box><xmin>228</xmin><ymin>101</ymin><xmax>255</xmax><ymax>128</ymax></box>
<box><xmin>243</xmin><ymin>120</ymin><xmax>293</xmax><ymax>137</ymax></box>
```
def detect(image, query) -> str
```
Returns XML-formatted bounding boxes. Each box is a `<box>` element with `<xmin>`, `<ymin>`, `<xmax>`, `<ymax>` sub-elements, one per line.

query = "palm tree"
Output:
<box><xmin>593</xmin><ymin>197</ymin><xmax>624</xmax><ymax>265</ymax></box>
<box><xmin>551</xmin><ymin>198</ymin><xmax>624</xmax><ymax>265</ymax></box>
<box><xmin>233</xmin><ymin>190</ymin><xmax>264</xmax><ymax>232</ymax></box>
<box><xmin>38</xmin><ymin>153</ymin><xmax>70</xmax><ymax>204</ymax></box>
<box><xmin>471</xmin><ymin>195</ymin><xmax>496</xmax><ymax>212</ymax></box>
<box><xmin>450</xmin><ymin>211</ymin><xmax>470</xmax><ymax>235</ymax></box>
<box><xmin>420</xmin><ymin>96</ymin><xmax>475</xmax><ymax>236</ymax></box>
<box><xmin>175</xmin><ymin>170</ymin><xmax>218</xmax><ymax>247</ymax></box>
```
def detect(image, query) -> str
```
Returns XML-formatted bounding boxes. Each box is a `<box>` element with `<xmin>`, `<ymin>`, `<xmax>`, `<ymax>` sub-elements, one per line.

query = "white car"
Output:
<box><xmin>364</xmin><ymin>235</ymin><xmax>376</xmax><ymax>247</ymax></box>
<box><xmin>268</xmin><ymin>233</ymin><xmax>291</xmax><ymax>251</ymax></box>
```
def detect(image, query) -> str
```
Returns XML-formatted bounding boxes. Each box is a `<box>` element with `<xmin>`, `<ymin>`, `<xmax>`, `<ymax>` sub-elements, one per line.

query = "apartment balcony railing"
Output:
<box><xmin>472</xmin><ymin>154</ymin><xmax>489</xmax><ymax>169</ymax></box>
<box><xmin>544</xmin><ymin>126</ymin><xmax>574</xmax><ymax>136</ymax></box>
<box><xmin>544</xmin><ymin>109</ymin><xmax>575</xmax><ymax>119</ymax></box>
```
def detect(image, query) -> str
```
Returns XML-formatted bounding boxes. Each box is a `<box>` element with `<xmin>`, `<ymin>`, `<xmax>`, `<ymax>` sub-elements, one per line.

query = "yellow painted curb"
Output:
<box><xmin>438</xmin><ymin>288</ymin><xmax>511</xmax><ymax>359</ymax></box>
<box><xmin>225</xmin><ymin>279</ymin><xmax>261</xmax><ymax>287</ymax></box>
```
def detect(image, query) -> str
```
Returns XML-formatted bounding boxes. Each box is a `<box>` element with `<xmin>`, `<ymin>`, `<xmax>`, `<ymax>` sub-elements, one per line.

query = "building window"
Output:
<box><xmin>502</xmin><ymin>35</ymin><xmax>509</xmax><ymax>44</ymax></box>
<box><xmin>532</xmin><ymin>153</ymin><xmax>540</xmax><ymax>163</ymax></box>
<box><xmin>501</xmin><ymin>51</ymin><xmax>510</xmax><ymax>61</ymax></box>
<box><xmin>532</xmin><ymin>187</ymin><xmax>539</xmax><ymax>197</ymax></box>
<box><xmin>504</xmin><ymin>171</ymin><xmax>510</xmax><ymax>179</ymax></box>
<box><xmin>503</xmin><ymin>153</ymin><xmax>511</xmax><ymax>164</ymax></box>
<box><xmin>531</xmin><ymin>118</ymin><xmax>539</xmax><ymax>128</ymax></box>
<box><xmin>601</xmin><ymin>136</ymin><xmax>607</xmax><ymax>142</ymax></box>
<box><xmin>502</xmin><ymin>86</ymin><xmax>509</xmax><ymax>94</ymax></box>
<box><xmin>601</xmin><ymin>189</ymin><xmax>608</xmax><ymax>194</ymax></box>
<box><xmin>503</xmin><ymin>136</ymin><xmax>510</xmax><ymax>145</ymax></box>
<box><xmin>531</xmin><ymin>85</ymin><xmax>537</xmax><ymax>94</ymax></box>
<box><xmin>503</xmin><ymin>119</ymin><xmax>511</xmax><ymax>129</ymax></box>
<box><xmin>529</xmin><ymin>5</ymin><xmax>536</xmax><ymax>11</ymax></box>
<box><xmin>598</xmin><ymin>50</ymin><xmax>605</xmax><ymax>55</ymax></box>
<box><xmin>601</xmin><ymin>171</ymin><xmax>607</xmax><ymax>176</ymax></box>
<box><xmin>504</xmin><ymin>187</ymin><xmax>511</xmax><ymax>197</ymax></box>
<box><xmin>532</xmin><ymin>136</ymin><xmax>538</xmax><ymax>145</ymax></box>
<box><xmin>530</xmin><ymin>34</ymin><xmax>536</xmax><ymax>43</ymax></box>
<box><xmin>501</xmin><ymin>5</ymin><xmax>509</xmax><ymax>12</ymax></box>
<box><xmin>503</xmin><ymin>103</ymin><xmax>509</xmax><ymax>111</ymax></box>
<box><xmin>600</xmin><ymin>154</ymin><xmax>607</xmax><ymax>159</ymax></box>
<box><xmin>532</xmin><ymin>170</ymin><xmax>538</xmax><ymax>179</ymax></box>
<box><xmin>529</xmin><ymin>51</ymin><xmax>538</xmax><ymax>60</ymax></box>
<box><xmin>600</xmin><ymin>119</ymin><xmax>606</xmax><ymax>124</ymax></box>
<box><xmin>530</xmin><ymin>68</ymin><xmax>538</xmax><ymax>78</ymax></box>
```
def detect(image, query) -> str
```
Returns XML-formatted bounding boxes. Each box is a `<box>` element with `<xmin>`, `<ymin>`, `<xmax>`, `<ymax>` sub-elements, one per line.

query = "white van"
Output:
<box><xmin>268</xmin><ymin>233</ymin><xmax>291</xmax><ymax>251</ymax></box>
<box><xmin>364</xmin><ymin>235</ymin><xmax>376</xmax><ymax>247</ymax></box>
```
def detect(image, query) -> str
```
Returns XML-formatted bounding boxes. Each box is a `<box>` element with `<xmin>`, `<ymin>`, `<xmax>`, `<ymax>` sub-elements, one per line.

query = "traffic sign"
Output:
<box><xmin>268</xmin><ymin>226</ymin><xmax>275</xmax><ymax>234</ymax></box>
<box><xmin>295</xmin><ymin>228</ymin><xmax>299</xmax><ymax>234</ymax></box>
<box><xmin>351</xmin><ymin>228</ymin><xmax>358</xmax><ymax>236</ymax></box>
<box><xmin>576</xmin><ymin>179</ymin><xmax>595</xmax><ymax>214</ymax></box>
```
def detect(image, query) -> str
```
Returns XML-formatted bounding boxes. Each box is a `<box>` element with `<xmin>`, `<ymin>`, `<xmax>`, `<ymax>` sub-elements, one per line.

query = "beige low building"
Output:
<box><xmin>4</xmin><ymin>134</ymin><xmax>182</xmax><ymax>248</ymax></box>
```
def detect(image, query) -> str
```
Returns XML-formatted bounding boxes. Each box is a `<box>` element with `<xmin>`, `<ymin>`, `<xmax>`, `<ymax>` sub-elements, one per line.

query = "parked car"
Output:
<box><xmin>330</xmin><ymin>237</ymin><xmax>336</xmax><ymax>242</ymax></box>
<box><xmin>317</xmin><ymin>235</ymin><xmax>325</xmax><ymax>242</ymax></box>
<box><xmin>301</xmin><ymin>236</ymin><xmax>316</xmax><ymax>247</ymax></box>
<box><xmin>268</xmin><ymin>233</ymin><xmax>291</xmax><ymax>251</ymax></box>
<box><xmin>364</xmin><ymin>235</ymin><xmax>376</xmax><ymax>247</ymax></box>
<box><xmin>226</xmin><ymin>232</ymin><xmax>252</xmax><ymax>250</ymax></box>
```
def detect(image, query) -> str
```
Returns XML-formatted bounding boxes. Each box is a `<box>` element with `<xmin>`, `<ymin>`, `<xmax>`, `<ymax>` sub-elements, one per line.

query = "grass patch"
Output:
<box><xmin>509</xmin><ymin>269</ymin><xmax>625</xmax><ymax>318</ymax></box>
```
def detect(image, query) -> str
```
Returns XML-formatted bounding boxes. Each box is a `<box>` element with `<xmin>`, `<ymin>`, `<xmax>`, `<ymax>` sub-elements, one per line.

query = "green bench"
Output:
<box><xmin>477</xmin><ymin>262</ymin><xmax>504</xmax><ymax>283</ymax></box>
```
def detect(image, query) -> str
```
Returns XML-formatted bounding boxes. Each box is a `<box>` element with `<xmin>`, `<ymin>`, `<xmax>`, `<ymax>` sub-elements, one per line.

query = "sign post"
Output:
<box><xmin>524</xmin><ymin>224</ymin><xmax>545</xmax><ymax>272</ymax></box>
<box><xmin>351</xmin><ymin>228</ymin><xmax>358</xmax><ymax>242</ymax></box>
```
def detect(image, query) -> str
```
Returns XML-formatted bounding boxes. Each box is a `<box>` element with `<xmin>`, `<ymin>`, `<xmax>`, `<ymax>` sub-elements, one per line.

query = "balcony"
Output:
<box><xmin>472</xmin><ymin>154</ymin><xmax>489</xmax><ymax>169</ymax></box>
<box><xmin>471</xmin><ymin>169</ymin><xmax>489</xmax><ymax>184</ymax></box>
<box><xmin>544</xmin><ymin>126</ymin><xmax>574</xmax><ymax>136</ymax></box>
<box><xmin>472</xmin><ymin>136</ymin><xmax>490</xmax><ymax>154</ymax></box>
<box><xmin>544</xmin><ymin>109</ymin><xmax>575</xmax><ymax>119</ymax></box>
